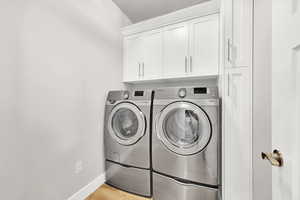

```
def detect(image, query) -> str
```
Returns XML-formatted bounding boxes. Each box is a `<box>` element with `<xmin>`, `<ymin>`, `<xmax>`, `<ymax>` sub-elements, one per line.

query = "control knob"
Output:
<box><xmin>123</xmin><ymin>91</ymin><xmax>129</xmax><ymax>99</ymax></box>
<box><xmin>178</xmin><ymin>88</ymin><xmax>187</xmax><ymax>98</ymax></box>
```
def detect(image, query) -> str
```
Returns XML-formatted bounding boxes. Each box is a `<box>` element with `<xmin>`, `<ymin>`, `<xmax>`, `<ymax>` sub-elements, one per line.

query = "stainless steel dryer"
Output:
<box><xmin>152</xmin><ymin>87</ymin><xmax>221</xmax><ymax>200</ymax></box>
<box><xmin>104</xmin><ymin>90</ymin><xmax>152</xmax><ymax>197</ymax></box>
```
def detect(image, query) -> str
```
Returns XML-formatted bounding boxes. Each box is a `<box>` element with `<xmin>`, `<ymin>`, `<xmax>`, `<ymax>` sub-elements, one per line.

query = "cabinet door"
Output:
<box><xmin>225</xmin><ymin>0</ymin><xmax>252</xmax><ymax>68</ymax></box>
<box><xmin>163</xmin><ymin>22</ymin><xmax>189</xmax><ymax>78</ymax></box>
<box><xmin>189</xmin><ymin>14</ymin><xmax>219</xmax><ymax>76</ymax></box>
<box><xmin>123</xmin><ymin>35</ymin><xmax>142</xmax><ymax>82</ymax></box>
<box><xmin>140</xmin><ymin>30</ymin><xmax>163</xmax><ymax>80</ymax></box>
<box><xmin>224</xmin><ymin>67</ymin><xmax>252</xmax><ymax>200</ymax></box>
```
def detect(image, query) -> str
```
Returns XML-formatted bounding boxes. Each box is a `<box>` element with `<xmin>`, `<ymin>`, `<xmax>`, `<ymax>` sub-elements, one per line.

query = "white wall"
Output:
<box><xmin>253</xmin><ymin>0</ymin><xmax>272</xmax><ymax>199</ymax></box>
<box><xmin>0</xmin><ymin>1</ymin><xmax>26</xmax><ymax>199</ymax></box>
<box><xmin>0</xmin><ymin>0</ymin><xmax>130</xmax><ymax>199</ymax></box>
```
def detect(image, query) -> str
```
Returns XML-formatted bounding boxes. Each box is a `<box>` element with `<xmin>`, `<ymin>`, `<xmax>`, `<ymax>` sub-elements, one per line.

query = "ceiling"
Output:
<box><xmin>113</xmin><ymin>0</ymin><xmax>210</xmax><ymax>23</ymax></box>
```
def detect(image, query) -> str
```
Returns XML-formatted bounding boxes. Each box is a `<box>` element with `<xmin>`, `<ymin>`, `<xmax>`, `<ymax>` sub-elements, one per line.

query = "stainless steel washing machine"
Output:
<box><xmin>104</xmin><ymin>90</ymin><xmax>152</xmax><ymax>197</ymax></box>
<box><xmin>152</xmin><ymin>87</ymin><xmax>221</xmax><ymax>200</ymax></box>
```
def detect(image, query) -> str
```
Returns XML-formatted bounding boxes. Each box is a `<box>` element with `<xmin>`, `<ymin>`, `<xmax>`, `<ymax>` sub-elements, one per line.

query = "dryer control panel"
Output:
<box><xmin>155</xmin><ymin>87</ymin><xmax>218</xmax><ymax>100</ymax></box>
<box><xmin>106</xmin><ymin>90</ymin><xmax>152</xmax><ymax>104</ymax></box>
<box><xmin>176</xmin><ymin>87</ymin><xmax>218</xmax><ymax>99</ymax></box>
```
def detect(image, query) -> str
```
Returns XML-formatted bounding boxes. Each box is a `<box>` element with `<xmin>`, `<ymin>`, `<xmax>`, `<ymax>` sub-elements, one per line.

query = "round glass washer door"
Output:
<box><xmin>108</xmin><ymin>102</ymin><xmax>146</xmax><ymax>146</ymax></box>
<box><xmin>156</xmin><ymin>101</ymin><xmax>212</xmax><ymax>155</ymax></box>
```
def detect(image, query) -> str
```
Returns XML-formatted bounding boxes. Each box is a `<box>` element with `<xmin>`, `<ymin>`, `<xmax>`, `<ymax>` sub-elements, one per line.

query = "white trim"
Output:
<box><xmin>122</xmin><ymin>0</ymin><xmax>220</xmax><ymax>36</ymax></box>
<box><xmin>123</xmin><ymin>75</ymin><xmax>219</xmax><ymax>85</ymax></box>
<box><xmin>219</xmin><ymin>0</ymin><xmax>226</xmax><ymax>200</ymax></box>
<box><xmin>67</xmin><ymin>173</ymin><xmax>106</xmax><ymax>200</ymax></box>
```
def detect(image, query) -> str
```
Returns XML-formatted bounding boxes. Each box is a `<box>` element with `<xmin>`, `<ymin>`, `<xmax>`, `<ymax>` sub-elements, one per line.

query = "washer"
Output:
<box><xmin>152</xmin><ymin>87</ymin><xmax>221</xmax><ymax>200</ymax></box>
<box><xmin>104</xmin><ymin>90</ymin><xmax>152</xmax><ymax>197</ymax></box>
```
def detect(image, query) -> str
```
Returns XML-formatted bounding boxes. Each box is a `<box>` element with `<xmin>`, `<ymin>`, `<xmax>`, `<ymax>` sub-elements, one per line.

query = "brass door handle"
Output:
<box><xmin>261</xmin><ymin>149</ymin><xmax>283</xmax><ymax>167</ymax></box>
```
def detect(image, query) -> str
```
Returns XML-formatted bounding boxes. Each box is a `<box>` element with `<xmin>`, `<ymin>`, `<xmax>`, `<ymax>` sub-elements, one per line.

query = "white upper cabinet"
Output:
<box><xmin>124</xmin><ymin>30</ymin><xmax>163</xmax><ymax>82</ymax></box>
<box><xmin>162</xmin><ymin>22</ymin><xmax>189</xmax><ymax>78</ymax></box>
<box><xmin>141</xmin><ymin>30</ymin><xmax>163</xmax><ymax>80</ymax></box>
<box><xmin>123</xmin><ymin>35</ymin><xmax>142</xmax><ymax>82</ymax></box>
<box><xmin>122</xmin><ymin>11</ymin><xmax>220</xmax><ymax>82</ymax></box>
<box><xmin>189</xmin><ymin>14</ymin><xmax>219</xmax><ymax>76</ymax></box>
<box><xmin>225</xmin><ymin>0</ymin><xmax>252</xmax><ymax>68</ymax></box>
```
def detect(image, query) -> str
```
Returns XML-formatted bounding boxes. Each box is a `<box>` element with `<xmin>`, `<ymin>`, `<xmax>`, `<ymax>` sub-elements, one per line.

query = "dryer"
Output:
<box><xmin>152</xmin><ymin>87</ymin><xmax>221</xmax><ymax>200</ymax></box>
<box><xmin>104</xmin><ymin>90</ymin><xmax>152</xmax><ymax>197</ymax></box>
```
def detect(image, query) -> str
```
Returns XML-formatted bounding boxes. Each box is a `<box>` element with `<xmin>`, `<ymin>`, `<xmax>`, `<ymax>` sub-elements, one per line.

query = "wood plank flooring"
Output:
<box><xmin>86</xmin><ymin>184</ymin><xmax>151</xmax><ymax>200</ymax></box>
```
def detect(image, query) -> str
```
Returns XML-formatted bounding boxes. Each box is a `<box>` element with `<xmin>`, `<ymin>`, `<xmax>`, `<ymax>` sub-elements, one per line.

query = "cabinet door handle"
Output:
<box><xmin>138</xmin><ymin>63</ymin><xmax>141</xmax><ymax>77</ymax></box>
<box><xmin>142</xmin><ymin>62</ymin><xmax>145</xmax><ymax>77</ymax></box>
<box><xmin>227</xmin><ymin>39</ymin><xmax>232</xmax><ymax>63</ymax></box>
<box><xmin>190</xmin><ymin>56</ymin><xmax>193</xmax><ymax>73</ymax></box>
<box><xmin>185</xmin><ymin>56</ymin><xmax>188</xmax><ymax>73</ymax></box>
<box><xmin>227</xmin><ymin>73</ymin><xmax>230</xmax><ymax>96</ymax></box>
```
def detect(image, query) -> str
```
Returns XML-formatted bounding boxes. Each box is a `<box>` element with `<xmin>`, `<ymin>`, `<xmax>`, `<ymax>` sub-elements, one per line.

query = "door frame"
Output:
<box><xmin>252</xmin><ymin>0</ymin><xmax>272</xmax><ymax>199</ymax></box>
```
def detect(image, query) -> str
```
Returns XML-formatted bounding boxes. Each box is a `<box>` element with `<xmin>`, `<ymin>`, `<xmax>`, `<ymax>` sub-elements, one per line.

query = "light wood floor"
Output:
<box><xmin>86</xmin><ymin>184</ymin><xmax>151</xmax><ymax>200</ymax></box>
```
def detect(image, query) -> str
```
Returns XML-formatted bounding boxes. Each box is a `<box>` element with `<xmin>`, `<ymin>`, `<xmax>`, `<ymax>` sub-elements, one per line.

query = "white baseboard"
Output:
<box><xmin>67</xmin><ymin>173</ymin><xmax>106</xmax><ymax>200</ymax></box>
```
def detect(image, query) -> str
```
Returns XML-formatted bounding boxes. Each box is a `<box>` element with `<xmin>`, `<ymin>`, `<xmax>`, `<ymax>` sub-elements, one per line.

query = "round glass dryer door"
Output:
<box><xmin>156</xmin><ymin>101</ymin><xmax>212</xmax><ymax>155</ymax></box>
<box><xmin>108</xmin><ymin>102</ymin><xmax>146</xmax><ymax>146</ymax></box>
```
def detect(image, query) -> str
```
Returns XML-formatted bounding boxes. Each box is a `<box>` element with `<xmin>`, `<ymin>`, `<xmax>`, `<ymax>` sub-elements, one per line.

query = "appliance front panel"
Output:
<box><xmin>156</xmin><ymin>101</ymin><xmax>212</xmax><ymax>156</ymax></box>
<box><xmin>153</xmin><ymin>172</ymin><xmax>219</xmax><ymax>200</ymax></box>
<box><xmin>104</xmin><ymin>103</ymin><xmax>150</xmax><ymax>168</ymax></box>
<box><xmin>106</xmin><ymin>161</ymin><xmax>151</xmax><ymax>197</ymax></box>
<box><xmin>108</xmin><ymin>102</ymin><xmax>146</xmax><ymax>146</ymax></box>
<box><xmin>152</xmin><ymin>105</ymin><xmax>220</xmax><ymax>185</ymax></box>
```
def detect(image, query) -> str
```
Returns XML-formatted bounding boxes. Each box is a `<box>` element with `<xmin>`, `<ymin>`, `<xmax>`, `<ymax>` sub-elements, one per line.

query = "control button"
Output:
<box><xmin>108</xmin><ymin>99</ymin><xmax>116</xmax><ymax>104</ymax></box>
<box><xmin>178</xmin><ymin>88</ymin><xmax>187</xmax><ymax>98</ymax></box>
<box><xmin>123</xmin><ymin>92</ymin><xmax>129</xmax><ymax>99</ymax></box>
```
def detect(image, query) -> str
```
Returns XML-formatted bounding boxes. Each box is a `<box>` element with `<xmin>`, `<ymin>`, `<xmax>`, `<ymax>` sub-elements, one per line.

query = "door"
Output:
<box><xmin>189</xmin><ymin>14</ymin><xmax>219</xmax><ymax>76</ymax></box>
<box><xmin>123</xmin><ymin>35</ymin><xmax>142</xmax><ymax>81</ymax></box>
<box><xmin>224</xmin><ymin>67</ymin><xmax>251</xmax><ymax>200</ymax></box>
<box><xmin>270</xmin><ymin>0</ymin><xmax>300</xmax><ymax>199</ymax></box>
<box><xmin>224</xmin><ymin>0</ymin><xmax>252</xmax><ymax>68</ymax></box>
<box><xmin>108</xmin><ymin>102</ymin><xmax>146</xmax><ymax>146</ymax></box>
<box><xmin>141</xmin><ymin>29</ymin><xmax>163</xmax><ymax>80</ymax></box>
<box><xmin>156</xmin><ymin>101</ymin><xmax>211</xmax><ymax>156</ymax></box>
<box><xmin>163</xmin><ymin>22</ymin><xmax>189</xmax><ymax>78</ymax></box>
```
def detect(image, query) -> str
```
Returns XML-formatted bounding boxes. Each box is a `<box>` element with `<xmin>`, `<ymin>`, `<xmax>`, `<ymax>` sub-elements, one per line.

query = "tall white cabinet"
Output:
<box><xmin>223</xmin><ymin>0</ymin><xmax>253</xmax><ymax>199</ymax></box>
<box><xmin>224</xmin><ymin>68</ymin><xmax>252</xmax><ymax>200</ymax></box>
<box><xmin>224</xmin><ymin>0</ymin><xmax>253</xmax><ymax>68</ymax></box>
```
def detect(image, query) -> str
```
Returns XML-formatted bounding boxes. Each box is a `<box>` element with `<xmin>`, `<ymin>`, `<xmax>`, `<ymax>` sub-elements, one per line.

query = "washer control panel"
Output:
<box><xmin>107</xmin><ymin>90</ymin><xmax>152</xmax><ymax>105</ymax></box>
